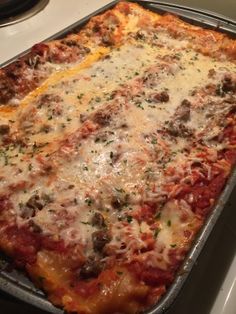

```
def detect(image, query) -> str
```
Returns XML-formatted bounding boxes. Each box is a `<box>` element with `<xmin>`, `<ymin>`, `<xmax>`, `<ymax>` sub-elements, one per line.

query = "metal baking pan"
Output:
<box><xmin>0</xmin><ymin>1</ymin><xmax>236</xmax><ymax>313</ymax></box>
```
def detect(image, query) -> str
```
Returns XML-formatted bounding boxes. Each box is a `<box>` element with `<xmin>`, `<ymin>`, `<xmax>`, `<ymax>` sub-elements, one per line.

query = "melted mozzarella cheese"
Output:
<box><xmin>1</xmin><ymin>26</ymin><xmax>235</xmax><ymax>269</ymax></box>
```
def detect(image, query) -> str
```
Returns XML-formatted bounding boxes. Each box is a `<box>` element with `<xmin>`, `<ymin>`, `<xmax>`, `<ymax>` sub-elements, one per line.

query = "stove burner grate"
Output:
<box><xmin>0</xmin><ymin>0</ymin><xmax>49</xmax><ymax>27</ymax></box>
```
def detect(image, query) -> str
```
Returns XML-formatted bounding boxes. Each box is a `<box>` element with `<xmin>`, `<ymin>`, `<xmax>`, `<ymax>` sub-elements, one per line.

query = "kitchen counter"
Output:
<box><xmin>0</xmin><ymin>1</ymin><xmax>236</xmax><ymax>314</ymax></box>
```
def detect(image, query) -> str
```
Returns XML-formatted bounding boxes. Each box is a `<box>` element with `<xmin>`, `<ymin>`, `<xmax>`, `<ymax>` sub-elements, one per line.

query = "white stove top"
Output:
<box><xmin>0</xmin><ymin>1</ymin><xmax>236</xmax><ymax>314</ymax></box>
<box><xmin>0</xmin><ymin>0</ymin><xmax>112</xmax><ymax>64</ymax></box>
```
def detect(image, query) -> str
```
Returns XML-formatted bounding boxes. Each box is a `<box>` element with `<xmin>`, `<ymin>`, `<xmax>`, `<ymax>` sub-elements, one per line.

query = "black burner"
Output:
<box><xmin>0</xmin><ymin>0</ymin><xmax>49</xmax><ymax>26</ymax></box>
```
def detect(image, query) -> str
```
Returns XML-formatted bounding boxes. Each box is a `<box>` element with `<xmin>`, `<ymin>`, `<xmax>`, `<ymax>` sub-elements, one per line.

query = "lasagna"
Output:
<box><xmin>0</xmin><ymin>1</ymin><xmax>236</xmax><ymax>313</ymax></box>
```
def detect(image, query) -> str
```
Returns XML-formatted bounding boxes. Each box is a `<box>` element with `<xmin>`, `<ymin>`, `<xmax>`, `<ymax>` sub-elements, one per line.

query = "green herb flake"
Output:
<box><xmin>115</xmin><ymin>187</ymin><xmax>125</xmax><ymax>193</ymax></box>
<box><xmin>126</xmin><ymin>216</ymin><xmax>133</xmax><ymax>223</ymax></box>
<box><xmin>95</xmin><ymin>96</ymin><xmax>101</xmax><ymax>103</ymax></box>
<box><xmin>85</xmin><ymin>197</ymin><xmax>93</xmax><ymax>206</ymax></box>
<box><xmin>135</xmin><ymin>103</ymin><xmax>144</xmax><ymax>110</ymax></box>
<box><xmin>80</xmin><ymin>221</ymin><xmax>91</xmax><ymax>225</ymax></box>
<box><xmin>0</xmin><ymin>150</ymin><xmax>9</xmax><ymax>166</ymax></box>
<box><xmin>77</xmin><ymin>93</ymin><xmax>84</xmax><ymax>100</ymax></box>
<box><xmin>4</xmin><ymin>154</ymin><xmax>8</xmax><ymax>166</ymax></box>
<box><xmin>154</xmin><ymin>228</ymin><xmax>160</xmax><ymax>238</ymax></box>
<box><xmin>105</xmin><ymin>140</ymin><xmax>114</xmax><ymax>146</ymax></box>
<box><xmin>155</xmin><ymin>212</ymin><xmax>161</xmax><ymax>220</ymax></box>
